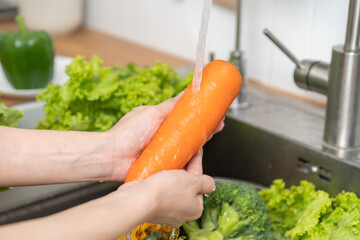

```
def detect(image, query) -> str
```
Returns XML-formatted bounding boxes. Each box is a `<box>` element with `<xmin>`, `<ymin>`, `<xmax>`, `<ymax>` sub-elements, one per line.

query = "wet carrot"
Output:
<box><xmin>125</xmin><ymin>60</ymin><xmax>242</xmax><ymax>183</ymax></box>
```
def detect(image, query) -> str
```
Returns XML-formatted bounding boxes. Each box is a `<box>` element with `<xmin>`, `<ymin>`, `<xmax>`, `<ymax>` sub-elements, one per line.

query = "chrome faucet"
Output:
<box><xmin>230</xmin><ymin>0</ymin><xmax>249</xmax><ymax>108</ymax></box>
<box><xmin>264</xmin><ymin>0</ymin><xmax>360</xmax><ymax>150</ymax></box>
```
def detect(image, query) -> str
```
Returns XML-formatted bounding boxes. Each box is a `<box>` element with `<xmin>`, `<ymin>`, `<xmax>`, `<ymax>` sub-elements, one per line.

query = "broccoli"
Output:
<box><xmin>182</xmin><ymin>182</ymin><xmax>273</xmax><ymax>240</ymax></box>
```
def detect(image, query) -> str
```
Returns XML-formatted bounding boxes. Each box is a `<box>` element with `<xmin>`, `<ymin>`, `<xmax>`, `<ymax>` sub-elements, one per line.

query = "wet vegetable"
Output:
<box><xmin>182</xmin><ymin>182</ymin><xmax>273</xmax><ymax>240</ymax></box>
<box><xmin>125</xmin><ymin>60</ymin><xmax>242</xmax><ymax>182</ymax></box>
<box><xmin>260</xmin><ymin>179</ymin><xmax>360</xmax><ymax>240</ymax></box>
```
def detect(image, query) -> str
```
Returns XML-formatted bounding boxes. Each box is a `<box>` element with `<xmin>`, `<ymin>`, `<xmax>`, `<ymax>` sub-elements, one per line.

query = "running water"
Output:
<box><xmin>192</xmin><ymin>0</ymin><xmax>213</xmax><ymax>91</ymax></box>
<box><xmin>118</xmin><ymin>2</ymin><xmax>213</xmax><ymax>239</ymax></box>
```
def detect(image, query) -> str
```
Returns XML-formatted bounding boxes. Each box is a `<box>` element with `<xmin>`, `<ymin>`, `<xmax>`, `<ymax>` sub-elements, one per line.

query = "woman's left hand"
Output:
<box><xmin>99</xmin><ymin>94</ymin><xmax>224</xmax><ymax>181</ymax></box>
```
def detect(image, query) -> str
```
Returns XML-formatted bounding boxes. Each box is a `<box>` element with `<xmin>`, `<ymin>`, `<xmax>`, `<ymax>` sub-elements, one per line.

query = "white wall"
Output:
<box><xmin>85</xmin><ymin>0</ymin><xmax>350</xmax><ymax>103</ymax></box>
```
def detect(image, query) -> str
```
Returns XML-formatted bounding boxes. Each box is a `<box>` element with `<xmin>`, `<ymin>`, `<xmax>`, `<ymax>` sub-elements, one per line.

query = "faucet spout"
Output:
<box><xmin>230</xmin><ymin>0</ymin><xmax>249</xmax><ymax>109</ymax></box>
<box><xmin>344</xmin><ymin>0</ymin><xmax>360</xmax><ymax>52</ymax></box>
<box><xmin>324</xmin><ymin>0</ymin><xmax>360</xmax><ymax>149</ymax></box>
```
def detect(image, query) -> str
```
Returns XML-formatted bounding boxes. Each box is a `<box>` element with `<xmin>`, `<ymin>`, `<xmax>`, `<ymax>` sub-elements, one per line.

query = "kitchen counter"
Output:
<box><xmin>0</xmin><ymin>20</ymin><xmax>193</xmax><ymax>106</ymax></box>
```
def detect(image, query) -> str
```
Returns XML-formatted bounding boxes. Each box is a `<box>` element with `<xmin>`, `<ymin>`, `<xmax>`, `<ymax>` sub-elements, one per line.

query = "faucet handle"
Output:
<box><xmin>263</xmin><ymin>28</ymin><xmax>329</xmax><ymax>95</ymax></box>
<box><xmin>263</xmin><ymin>28</ymin><xmax>305</xmax><ymax>69</ymax></box>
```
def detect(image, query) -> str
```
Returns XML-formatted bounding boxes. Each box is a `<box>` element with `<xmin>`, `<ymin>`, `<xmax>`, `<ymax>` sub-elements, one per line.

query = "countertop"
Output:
<box><xmin>0</xmin><ymin>20</ymin><xmax>193</xmax><ymax>106</ymax></box>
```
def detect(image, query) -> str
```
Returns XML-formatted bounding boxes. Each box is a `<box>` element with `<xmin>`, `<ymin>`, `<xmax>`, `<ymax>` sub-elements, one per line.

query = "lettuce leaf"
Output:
<box><xmin>300</xmin><ymin>192</ymin><xmax>360</xmax><ymax>240</ymax></box>
<box><xmin>36</xmin><ymin>55</ymin><xmax>192</xmax><ymax>131</ymax></box>
<box><xmin>260</xmin><ymin>180</ymin><xmax>360</xmax><ymax>240</ymax></box>
<box><xmin>259</xmin><ymin>179</ymin><xmax>325</xmax><ymax>239</ymax></box>
<box><xmin>285</xmin><ymin>190</ymin><xmax>331</xmax><ymax>239</ymax></box>
<box><xmin>0</xmin><ymin>95</ymin><xmax>23</xmax><ymax>127</ymax></box>
<box><xmin>0</xmin><ymin>187</ymin><xmax>11</xmax><ymax>192</ymax></box>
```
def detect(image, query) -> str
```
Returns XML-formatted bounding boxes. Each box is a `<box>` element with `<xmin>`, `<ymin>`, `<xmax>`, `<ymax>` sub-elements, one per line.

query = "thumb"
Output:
<box><xmin>155</xmin><ymin>92</ymin><xmax>184</xmax><ymax>118</ymax></box>
<box><xmin>197</xmin><ymin>175</ymin><xmax>216</xmax><ymax>194</ymax></box>
<box><xmin>186</xmin><ymin>148</ymin><xmax>203</xmax><ymax>175</ymax></box>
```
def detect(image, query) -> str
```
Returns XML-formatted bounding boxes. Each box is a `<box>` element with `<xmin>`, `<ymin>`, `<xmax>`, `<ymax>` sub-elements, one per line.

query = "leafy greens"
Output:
<box><xmin>0</xmin><ymin>93</ymin><xmax>23</xmax><ymax>127</ymax></box>
<box><xmin>36</xmin><ymin>55</ymin><xmax>192</xmax><ymax>131</ymax></box>
<box><xmin>259</xmin><ymin>179</ymin><xmax>360</xmax><ymax>240</ymax></box>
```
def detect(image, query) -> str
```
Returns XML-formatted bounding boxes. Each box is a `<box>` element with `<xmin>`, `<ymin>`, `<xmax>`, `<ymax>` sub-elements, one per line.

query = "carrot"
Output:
<box><xmin>125</xmin><ymin>60</ymin><xmax>242</xmax><ymax>183</ymax></box>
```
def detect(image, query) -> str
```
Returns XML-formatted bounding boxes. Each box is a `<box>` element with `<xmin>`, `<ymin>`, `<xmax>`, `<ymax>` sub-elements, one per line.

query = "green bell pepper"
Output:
<box><xmin>0</xmin><ymin>15</ymin><xmax>54</xmax><ymax>89</ymax></box>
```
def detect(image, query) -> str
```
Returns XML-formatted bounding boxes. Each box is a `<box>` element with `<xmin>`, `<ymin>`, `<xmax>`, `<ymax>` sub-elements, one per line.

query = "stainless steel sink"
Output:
<box><xmin>3</xmin><ymin>83</ymin><xmax>360</xmax><ymax>226</ymax></box>
<box><xmin>204</xmin><ymin>85</ymin><xmax>360</xmax><ymax>197</ymax></box>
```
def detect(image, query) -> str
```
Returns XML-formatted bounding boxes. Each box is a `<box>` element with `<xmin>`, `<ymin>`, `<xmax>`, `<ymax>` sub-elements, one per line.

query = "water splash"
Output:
<box><xmin>192</xmin><ymin>0</ymin><xmax>213</xmax><ymax>91</ymax></box>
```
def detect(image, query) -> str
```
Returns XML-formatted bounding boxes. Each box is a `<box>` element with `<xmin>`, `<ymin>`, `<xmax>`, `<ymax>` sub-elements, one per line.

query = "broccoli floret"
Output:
<box><xmin>182</xmin><ymin>182</ymin><xmax>273</xmax><ymax>240</ymax></box>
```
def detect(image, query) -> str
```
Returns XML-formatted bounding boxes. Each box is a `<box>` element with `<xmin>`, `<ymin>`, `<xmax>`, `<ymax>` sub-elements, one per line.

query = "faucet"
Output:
<box><xmin>230</xmin><ymin>0</ymin><xmax>249</xmax><ymax>108</ymax></box>
<box><xmin>264</xmin><ymin>0</ymin><xmax>360</xmax><ymax>150</ymax></box>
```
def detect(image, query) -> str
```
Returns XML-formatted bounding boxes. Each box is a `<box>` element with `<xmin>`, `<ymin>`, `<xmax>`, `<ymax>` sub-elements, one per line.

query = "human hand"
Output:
<box><xmin>118</xmin><ymin>170</ymin><xmax>215</xmax><ymax>227</ymax></box>
<box><xmin>0</xmin><ymin>170</ymin><xmax>214</xmax><ymax>240</ymax></box>
<box><xmin>104</xmin><ymin>95</ymin><xmax>182</xmax><ymax>180</ymax></box>
<box><xmin>102</xmin><ymin>94</ymin><xmax>224</xmax><ymax>181</ymax></box>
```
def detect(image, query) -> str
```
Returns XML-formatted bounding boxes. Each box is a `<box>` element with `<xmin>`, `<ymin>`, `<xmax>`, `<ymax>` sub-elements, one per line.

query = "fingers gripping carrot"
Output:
<box><xmin>125</xmin><ymin>60</ymin><xmax>242</xmax><ymax>183</ymax></box>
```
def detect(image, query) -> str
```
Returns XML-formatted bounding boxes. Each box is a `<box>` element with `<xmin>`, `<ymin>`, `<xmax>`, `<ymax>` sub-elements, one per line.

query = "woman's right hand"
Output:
<box><xmin>0</xmin><ymin>170</ymin><xmax>215</xmax><ymax>240</ymax></box>
<box><xmin>118</xmin><ymin>170</ymin><xmax>215</xmax><ymax>227</ymax></box>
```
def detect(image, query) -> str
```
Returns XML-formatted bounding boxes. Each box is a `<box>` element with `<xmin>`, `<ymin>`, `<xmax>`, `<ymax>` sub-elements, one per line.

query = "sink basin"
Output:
<box><xmin>204</xmin><ymin>85</ymin><xmax>360</xmax><ymax>197</ymax></box>
<box><xmin>4</xmin><ymin>82</ymin><xmax>360</xmax><ymax>226</ymax></box>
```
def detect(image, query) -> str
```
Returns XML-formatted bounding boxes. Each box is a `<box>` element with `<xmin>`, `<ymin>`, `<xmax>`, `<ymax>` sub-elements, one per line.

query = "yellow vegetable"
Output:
<box><xmin>118</xmin><ymin>223</ymin><xmax>180</xmax><ymax>240</ymax></box>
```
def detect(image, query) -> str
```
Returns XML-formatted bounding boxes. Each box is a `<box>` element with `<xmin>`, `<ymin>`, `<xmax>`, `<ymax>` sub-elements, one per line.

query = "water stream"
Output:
<box><xmin>192</xmin><ymin>0</ymin><xmax>213</xmax><ymax>91</ymax></box>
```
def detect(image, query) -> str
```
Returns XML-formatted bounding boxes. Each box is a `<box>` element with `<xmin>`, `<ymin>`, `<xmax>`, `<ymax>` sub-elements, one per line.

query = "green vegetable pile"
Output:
<box><xmin>182</xmin><ymin>182</ymin><xmax>273</xmax><ymax>240</ymax></box>
<box><xmin>181</xmin><ymin>179</ymin><xmax>360</xmax><ymax>240</ymax></box>
<box><xmin>259</xmin><ymin>179</ymin><xmax>360</xmax><ymax>239</ymax></box>
<box><xmin>0</xmin><ymin>93</ymin><xmax>23</xmax><ymax>192</ymax></box>
<box><xmin>36</xmin><ymin>55</ymin><xmax>192</xmax><ymax>131</ymax></box>
<box><xmin>0</xmin><ymin>94</ymin><xmax>23</xmax><ymax>127</ymax></box>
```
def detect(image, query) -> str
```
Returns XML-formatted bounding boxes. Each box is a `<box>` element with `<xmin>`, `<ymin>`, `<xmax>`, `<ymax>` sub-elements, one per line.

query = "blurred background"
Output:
<box><xmin>0</xmin><ymin>0</ymin><xmax>349</xmax><ymax>105</ymax></box>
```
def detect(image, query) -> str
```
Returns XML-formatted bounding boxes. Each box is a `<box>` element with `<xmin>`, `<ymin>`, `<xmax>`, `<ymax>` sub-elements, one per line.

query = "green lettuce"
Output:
<box><xmin>299</xmin><ymin>192</ymin><xmax>360</xmax><ymax>240</ymax></box>
<box><xmin>0</xmin><ymin>187</ymin><xmax>11</xmax><ymax>192</ymax></box>
<box><xmin>36</xmin><ymin>55</ymin><xmax>192</xmax><ymax>131</ymax></box>
<box><xmin>260</xmin><ymin>180</ymin><xmax>360</xmax><ymax>240</ymax></box>
<box><xmin>0</xmin><ymin>94</ymin><xmax>23</xmax><ymax>127</ymax></box>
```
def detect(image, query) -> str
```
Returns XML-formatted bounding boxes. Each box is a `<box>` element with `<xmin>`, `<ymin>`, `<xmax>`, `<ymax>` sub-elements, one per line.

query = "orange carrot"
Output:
<box><xmin>125</xmin><ymin>60</ymin><xmax>242</xmax><ymax>183</ymax></box>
